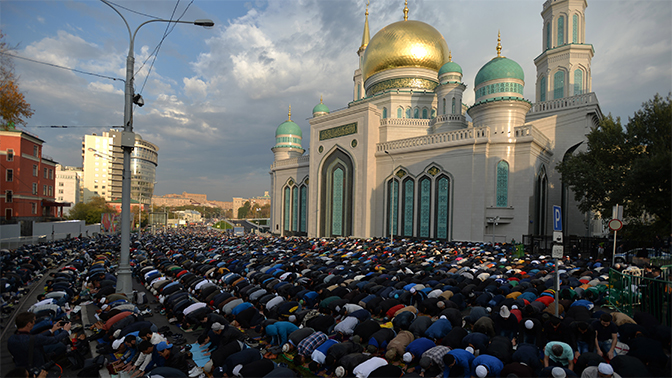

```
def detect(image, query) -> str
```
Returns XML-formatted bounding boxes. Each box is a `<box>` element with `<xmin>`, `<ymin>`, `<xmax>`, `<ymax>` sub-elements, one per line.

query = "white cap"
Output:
<box><xmin>465</xmin><ymin>346</ymin><xmax>475</xmax><ymax>354</ymax></box>
<box><xmin>112</xmin><ymin>339</ymin><xmax>124</xmax><ymax>350</ymax></box>
<box><xmin>475</xmin><ymin>365</ymin><xmax>488</xmax><ymax>378</ymax></box>
<box><xmin>101</xmin><ymin>304</ymin><xmax>109</xmax><ymax>311</ymax></box>
<box><xmin>335</xmin><ymin>366</ymin><xmax>345</xmax><ymax>378</ymax></box>
<box><xmin>288</xmin><ymin>315</ymin><xmax>296</xmax><ymax>323</ymax></box>
<box><xmin>410</xmin><ymin>288</ymin><xmax>416</xmax><ymax>294</ymax></box>
<box><xmin>100</xmin><ymin>298</ymin><xmax>106</xmax><ymax>304</ymax></box>
<box><xmin>598</xmin><ymin>363</ymin><xmax>614</xmax><ymax>375</ymax></box>
<box><xmin>232</xmin><ymin>364</ymin><xmax>243</xmax><ymax>377</ymax></box>
<box><xmin>403</xmin><ymin>352</ymin><xmax>413</xmax><ymax>363</ymax></box>
<box><xmin>440</xmin><ymin>315</ymin><xmax>447</xmax><ymax>320</ymax></box>
<box><xmin>282</xmin><ymin>343</ymin><xmax>291</xmax><ymax>353</ymax></box>
<box><xmin>499</xmin><ymin>306</ymin><xmax>510</xmax><ymax>319</ymax></box>
<box><xmin>552</xmin><ymin>367</ymin><xmax>567</xmax><ymax>378</ymax></box>
<box><xmin>437</xmin><ymin>301</ymin><xmax>445</xmax><ymax>309</ymax></box>
<box><xmin>525</xmin><ymin>320</ymin><xmax>534</xmax><ymax>330</ymax></box>
<box><xmin>113</xmin><ymin>329</ymin><xmax>121</xmax><ymax>338</ymax></box>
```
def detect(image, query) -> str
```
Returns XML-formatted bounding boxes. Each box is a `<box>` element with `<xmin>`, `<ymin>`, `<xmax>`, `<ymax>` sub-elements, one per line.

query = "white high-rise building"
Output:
<box><xmin>55</xmin><ymin>164</ymin><xmax>81</xmax><ymax>215</ymax></box>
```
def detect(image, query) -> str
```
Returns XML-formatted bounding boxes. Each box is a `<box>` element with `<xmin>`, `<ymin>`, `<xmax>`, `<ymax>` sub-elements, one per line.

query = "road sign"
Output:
<box><xmin>552</xmin><ymin>244</ymin><xmax>564</xmax><ymax>259</ymax></box>
<box><xmin>553</xmin><ymin>231</ymin><xmax>563</xmax><ymax>243</ymax></box>
<box><xmin>553</xmin><ymin>206</ymin><xmax>562</xmax><ymax>231</ymax></box>
<box><xmin>608</xmin><ymin>218</ymin><xmax>623</xmax><ymax>232</ymax></box>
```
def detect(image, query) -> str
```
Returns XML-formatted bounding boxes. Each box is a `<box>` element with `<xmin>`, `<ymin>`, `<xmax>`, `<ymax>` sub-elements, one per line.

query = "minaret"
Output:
<box><xmin>534</xmin><ymin>0</ymin><xmax>593</xmax><ymax>102</ymax></box>
<box><xmin>272</xmin><ymin>105</ymin><xmax>305</xmax><ymax>161</ymax></box>
<box><xmin>434</xmin><ymin>50</ymin><xmax>467</xmax><ymax>133</ymax></box>
<box><xmin>353</xmin><ymin>1</ymin><xmax>370</xmax><ymax>101</ymax></box>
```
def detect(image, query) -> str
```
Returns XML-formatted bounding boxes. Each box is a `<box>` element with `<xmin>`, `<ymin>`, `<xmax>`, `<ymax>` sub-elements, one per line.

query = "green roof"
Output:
<box><xmin>474</xmin><ymin>57</ymin><xmax>524</xmax><ymax>87</ymax></box>
<box><xmin>313</xmin><ymin>102</ymin><xmax>330</xmax><ymax>114</ymax></box>
<box><xmin>439</xmin><ymin>61</ymin><xmax>463</xmax><ymax>75</ymax></box>
<box><xmin>275</xmin><ymin>120</ymin><xmax>302</xmax><ymax>137</ymax></box>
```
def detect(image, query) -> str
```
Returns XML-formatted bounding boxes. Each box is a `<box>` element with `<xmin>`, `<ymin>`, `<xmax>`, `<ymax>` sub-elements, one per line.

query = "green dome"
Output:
<box><xmin>275</xmin><ymin>120</ymin><xmax>302</xmax><ymax>137</ymax></box>
<box><xmin>439</xmin><ymin>61</ymin><xmax>462</xmax><ymax>75</ymax></box>
<box><xmin>474</xmin><ymin>57</ymin><xmax>524</xmax><ymax>87</ymax></box>
<box><xmin>313</xmin><ymin>102</ymin><xmax>330</xmax><ymax>114</ymax></box>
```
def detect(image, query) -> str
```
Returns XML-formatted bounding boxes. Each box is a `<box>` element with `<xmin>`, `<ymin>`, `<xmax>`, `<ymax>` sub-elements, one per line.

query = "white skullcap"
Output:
<box><xmin>113</xmin><ymin>329</ymin><xmax>121</xmax><ymax>338</ymax></box>
<box><xmin>288</xmin><ymin>315</ymin><xmax>296</xmax><ymax>323</ymax></box>
<box><xmin>100</xmin><ymin>298</ymin><xmax>106</xmax><ymax>304</ymax></box>
<box><xmin>335</xmin><ymin>367</ymin><xmax>345</xmax><ymax>378</ymax></box>
<box><xmin>232</xmin><ymin>364</ymin><xmax>243</xmax><ymax>377</ymax></box>
<box><xmin>465</xmin><ymin>346</ymin><xmax>475</xmax><ymax>354</ymax></box>
<box><xmin>112</xmin><ymin>339</ymin><xmax>124</xmax><ymax>350</ymax></box>
<box><xmin>486</xmin><ymin>307</ymin><xmax>492</xmax><ymax>313</ymax></box>
<box><xmin>598</xmin><ymin>363</ymin><xmax>614</xmax><ymax>375</ymax></box>
<box><xmin>525</xmin><ymin>320</ymin><xmax>534</xmax><ymax>330</ymax></box>
<box><xmin>551</xmin><ymin>367</ymin><xmax>567</xmax><ymax>378</ymax></box>
<box><xmin>437</xmin><ymin>301</ymin><xmax>445</xmax><ymax>309</ymax></box>
<box><xmin>511</xmin><ymin>305</ymin><xmax>518</xmax><ymax>310</ymax></box>
<box><xmin>500</xmin><ymin>306</ymin><xmax>510</xmax><ymax>319</ymax></box>
<box><xmin>410</xmin><ymin>288</ymin><xmax>416</xmax><ymax>294</ymax></box>
<box><xmin>282</xmin><ymin>343</ymin><xmax>291</xmax><ymax>353</ymax></box>
<box><xmin>403</xmin><ymin>352</ymin><xmax>413</xmax><ymax>363</ymax></box>
<box><xmin>101</xmin><ymin>304</ymin><xmax>109</xmax><ymax>311</ymax></box>
<box><xmin>440</xmin><ymin>315</ymin><xmax>447</xmax><ymax>320</ymax></box>
<box><xmin>475</xmin><ymin>365</ymin><xmax>488</xmax><ymax>378</ymax></box>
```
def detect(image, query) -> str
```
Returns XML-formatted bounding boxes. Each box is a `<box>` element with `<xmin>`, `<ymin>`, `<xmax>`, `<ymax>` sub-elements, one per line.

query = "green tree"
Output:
<box><xmin>557</xmin><ymin>93</ymin><xmax>671</xmax><ymax>236</ymax></box>
<box><xmin>67</xmin><ymin>196</ymin><xmax>117</xmax><ymax>225</ymax></box>
<box><xmin>237</xmin><ymin>201</ymin><xmax>251</xmax><ymax>219</ymax></box>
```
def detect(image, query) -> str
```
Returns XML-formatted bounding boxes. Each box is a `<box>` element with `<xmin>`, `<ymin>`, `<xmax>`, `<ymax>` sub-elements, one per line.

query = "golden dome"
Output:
<box><xmin>361</xmin><ymin>20</ymin><xmax>450</xmax><ymax>82</ymax></box>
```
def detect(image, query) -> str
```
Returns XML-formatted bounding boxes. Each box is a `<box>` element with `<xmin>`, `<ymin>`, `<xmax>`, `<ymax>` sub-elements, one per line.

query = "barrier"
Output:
<box><xmin>608</xmin><ymin>268</ymin><xmax>671</xmax><ymax>326</ymax></box>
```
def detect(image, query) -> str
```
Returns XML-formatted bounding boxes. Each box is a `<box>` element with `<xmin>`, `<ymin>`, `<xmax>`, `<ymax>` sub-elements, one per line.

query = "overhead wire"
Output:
<box><xmin>0</xmin><ymin>52</ymin><xmax>124</xmax><ymax>82</ymax></box>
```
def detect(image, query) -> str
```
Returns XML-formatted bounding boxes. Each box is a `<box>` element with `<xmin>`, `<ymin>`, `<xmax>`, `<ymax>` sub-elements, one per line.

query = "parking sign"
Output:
<box><xmin>553</xmin><ymin>205</ymin><xmax>562</xmax><ymax>232</ymax></box>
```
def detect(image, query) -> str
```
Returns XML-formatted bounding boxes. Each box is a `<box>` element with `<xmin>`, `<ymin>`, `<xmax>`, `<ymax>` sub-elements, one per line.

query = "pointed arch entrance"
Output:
<box><xmin>320</xmin><ymin>148</ymin><xmax>354</xmax><ymax>237</ymax></box>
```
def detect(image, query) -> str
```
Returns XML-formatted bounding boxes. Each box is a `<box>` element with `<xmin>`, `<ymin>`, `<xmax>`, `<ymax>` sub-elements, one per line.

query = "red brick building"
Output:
<box><xmin>1</xmin><ymin>129</ymin><xmax>63</xmax><ymax>221</ymax></box>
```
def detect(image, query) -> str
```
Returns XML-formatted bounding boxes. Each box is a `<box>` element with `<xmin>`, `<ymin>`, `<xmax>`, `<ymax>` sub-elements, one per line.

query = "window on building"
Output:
<box><xmin>32</xmin><ymin>183</ymin><xmax>38</xmax><ymax>195</ymax></box>
<box><xmin>574</xmin><ymin>69</ymin><xmax>583</xmax><ymax>95</ymax></box>
<box><xmin>44</xmin><ymin>167</ymin><xmax>48</xmax><ymax>178</ymax></box>
<box><xmin>43</xmin><ymin>185</ymin><xmax>47</xmax><ymax>195</ymax></box>
<box><xmin>94</xmin><ymin>185</ymin><xmax>98</xmax><ymax>189</ymax></box>
<box><xmin>413</xmin><ymin>108</ymin><xmax>419</xmax><ymax>119</ymax></box>
<box><xmin>48</xmin><ymin>186</ymin><xmax>53</xmax><ymax>196</ymax></box>
<box><xmin>49</xmin><ymin>169</ymin><xmax>53</xmax><ymax>179</ymax></box>
<box><xmin>452</xmin><ymin>98</ymin><xmax>456</xmax><ymax>114</ymax></box>
<box><xmin>6</xmin><ymin>169</ymin><xmax>12</xmax><ymax>182</ymax></box>
<box><xmin>58</xmin><ymin>189</ymin><xmax>64</xmax><ymax>194</ymax></box>
<box><xmin>557</xmin><ymin>16</ymin><xmax>565</xmax><ymax>46</ymax></box>
<box><xmin>33</xmin><ymin>145</ymin><xmax>38</xmax><ymax>157</ymax></box>
<box><xmin>5</xmin><ymin>208</ymin><xmax>12</xmax><ymax>219</ymax></box>
<box><xmin>33</xmin><ymin>165</ymin><xmax>38</xmax><ymax>176</ymax></box>
<box><xmin>405</xmin><ymin>108</ymin><xmax>411</xmax><ymax>118</ymax></box>
<box><xmin>6</xmin><ymin>149</ymin><xmax>13</xmax><ymax>161</ymax></box>
<box><xmin>397</xmin><ymin>107</ymin><xmax>403</xmax><ymax>118</ymax></box>
<box><xmin>416</xmin><ymin>177</ymin><xmax>431</xmax><ymax>238</ymax></box>
<box><xmin>401</xmin><ymin>178</ymin><xmax>414</xmax><ymax>237</ymax></box>
<box><xmin>496</xmin><ymin>161</ymin><xmax>509</xmax><ymax>207</ymax></box>
<box><xmin>442</xmin><ymin>98</ymin><xmax>446</xmax><ymax>115</ymax></box>
<box><xmin>572</xmin><ymin>14</ymin><xmax>579</xmax><ymax>43</ymax></box>
<box><xmin>59</xmin><ymin>182</ymin><xmax>64</xmax><ymax>187</ymax></box>
<box><xmin>382</xmin><ymin>107</ymin><xmax>387</xmax><ymax>119</ymax></box>
<box><xmin>554</xmin><ymin>71</ymin><xmax>565</xmax><ymax>99</ymax></box>
<box><xmin>387</xmin><ymin>179</ymin><xmax>399</xmax><ymax>239</ymax></box>
<box><xmin>58</xmin><ymin>197</ymin><xmax>63</xmax><ymax>201</ymax></box>
<box><xmin>435</xmin><ymin>175</ymin><xmax>451</xmax><ymax>239</ymax></box>
<box><xmin>422</xmin><ymin>108</ymin><xmax>428</xmax><ymax>119</ymax></box>
<box><xmin>540</xmin><ymin>76</ymin><xmax>547</xmax><ymax>102</ymax></box>
<box><xmin>6</xmin><ymin>190</ymin><xmax>13</xmax><ymax>203</ymax></box>
<box><xmin>546</xmin><ymin>22</ymin><xmax>551</xmax><ymax>49</ymax></box>
<box><xmin>31</xmin><ymin>202</ymin><xmax>37</xmax><ymax>214</ymax></box>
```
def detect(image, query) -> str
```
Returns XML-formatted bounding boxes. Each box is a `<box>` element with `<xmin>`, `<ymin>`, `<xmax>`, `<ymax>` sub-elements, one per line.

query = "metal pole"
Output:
<box><xmin>554</xmin><ymin>257</ymin><xmax>560</xmax><ymax>317</ymax></box>
<box><xmin>492</xmin><ymin>221</ymin><xmax>496</xmax><ymax>245</ymax></box>
<box><xmin>612</xmin><ymin>229</ymin><xmax>618</xmax><ymax>267</ymax></box>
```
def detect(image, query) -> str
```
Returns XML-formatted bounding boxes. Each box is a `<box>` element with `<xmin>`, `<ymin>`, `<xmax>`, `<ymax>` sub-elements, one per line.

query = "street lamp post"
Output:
<box><xmin>102</xmin><ymin>0</ymin><xmax>214</xmax><ymax>296</ymax></box>
<box><xmin>384</xmin><ymin>151</ymin><xmax>396</xmax><ymax>245</ymax></box>
<box><xmin>488</xmin><ymin>216</ymin><xmax>500</xmax><ymax>245</ymax></box>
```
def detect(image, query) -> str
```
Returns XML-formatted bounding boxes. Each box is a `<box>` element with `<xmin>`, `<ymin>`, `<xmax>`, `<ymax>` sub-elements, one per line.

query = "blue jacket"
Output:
<box><xmin>444</xmin><ymin>349</ymin><xmax>475</xmax><ymax>378</ymax></box>
<box><xmin>405</xmin><ymin>337</ymin><xmax>436</xmax><ymax>358</ymax></box>
<box><xmin>265</xmin><ymin>321</ymin><xmax>298</xmax><ymax>346</ymax></box>
<box><xmin>425</xmin><ymin>318</ymin><xmax>452</xmax><ymax>340</ymax></box>
<box><xmin>471</xmin><ymin>354</ymin><xmax>504</xmax><ymax>378</ymax></box>
<box><xmin>8</xmin><ymin>330</ymin><xmax>62</xmax><ymax>368</ymax></box>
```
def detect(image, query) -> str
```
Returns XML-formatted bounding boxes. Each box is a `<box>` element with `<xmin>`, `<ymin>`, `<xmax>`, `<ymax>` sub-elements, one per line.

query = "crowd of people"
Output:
<box><xmin>2</xmin><ymin>229</ymin><xmax>670</xmax><ymax>378</ymax></box>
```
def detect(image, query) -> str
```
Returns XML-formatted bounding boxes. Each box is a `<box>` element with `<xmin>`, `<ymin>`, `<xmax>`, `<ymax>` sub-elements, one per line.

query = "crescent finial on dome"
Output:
<box><xmin>288</xmin><ymin>105</ymin><xmax>292</xmax><ymax>121</ymax></box>
<box><xmin>320</xmin><ymin>95</ymin><xmax>323</xmax><ymax>104</ymax></box>
<box><xmin>496</xmin><ymin>30</ymin><xmax>504</xmax><ymax>58</ymax></box>
<box><xmin>403</xmin><ymin>0</ymin><xmax>409</xmax><ymax>21</ymax></box>
<box><xmin>448</xmin><ymin>49</ymin><xmax>452</xmax><ymax>62</ymax></box>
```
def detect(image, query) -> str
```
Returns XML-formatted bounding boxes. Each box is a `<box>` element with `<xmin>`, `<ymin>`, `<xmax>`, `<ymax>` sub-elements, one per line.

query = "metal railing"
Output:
<box><xmin>608</xmin><ymin>268</ymin><xmax>671</xmax><ymax>326</ymax></box>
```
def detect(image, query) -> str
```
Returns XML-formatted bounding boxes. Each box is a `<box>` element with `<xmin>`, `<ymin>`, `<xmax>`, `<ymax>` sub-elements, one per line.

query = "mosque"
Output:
<box><xmin>269</xmin><ymin>0</ymin><xmax>602</xmax><ymax>243</ymax></box>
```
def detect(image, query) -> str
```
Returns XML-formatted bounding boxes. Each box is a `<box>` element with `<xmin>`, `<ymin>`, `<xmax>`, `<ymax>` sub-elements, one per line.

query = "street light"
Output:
<box><xmin>102</xmin><ymin>0</ymin><xmax>214</xmax><ymax>297</ymax></box>
<box><xmin>384</xmin><ymin>150</ymin><xmax>396</xmax><ymax>245</ymax></box>
<box><xmin>488</xmin><ymin>216</ymin><xmax>500</xmax><ymax>245</ymax></box>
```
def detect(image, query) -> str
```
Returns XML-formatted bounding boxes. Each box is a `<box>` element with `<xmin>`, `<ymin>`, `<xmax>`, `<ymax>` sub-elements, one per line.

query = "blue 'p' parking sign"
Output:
<box><xmin>553</xmin><ymin>206</ymin><xmax>562</xmax><ymax>232</ymax></box>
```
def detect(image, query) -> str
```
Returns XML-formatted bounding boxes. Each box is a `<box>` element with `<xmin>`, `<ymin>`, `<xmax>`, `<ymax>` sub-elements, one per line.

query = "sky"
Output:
<box><xmin>2</xmin><ymin>0</ymin><xmax>671</xmax><ymax>202</ymax></box>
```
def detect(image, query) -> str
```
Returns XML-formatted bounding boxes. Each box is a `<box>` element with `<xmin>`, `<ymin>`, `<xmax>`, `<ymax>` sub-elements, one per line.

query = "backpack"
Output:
<box><xmin>67</xmin><ymin>350</ymin><xmax>86</xmax><ymax>370</ymax></box>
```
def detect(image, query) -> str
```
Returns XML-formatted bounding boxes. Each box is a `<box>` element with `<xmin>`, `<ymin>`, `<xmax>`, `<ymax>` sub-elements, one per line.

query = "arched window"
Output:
<box><xmin>435</xmin><ymin>175</ymin><xmax>450</xmax><ymax>239</ymax></box>
<box><xmin>413</xmin><ymin>108</ymin><xmax>420</xmax><ymax>119</ymax></box>
<box><xmin>299</xmin><ymin>185</ymin><xmax>307</xmax><ymax>233</ymax></box>
<box><xmin>331</xmin><ymin>168</ymin><xmax>344</xmax><ymax>235</ymax></box>
<box><xmin>416</xmin><ymin>177</ymin><xmax>431</xmax><ymax>238</ymax></box>
<box><xmin>397</xmin><ymin>107</ymin><xmax>403</xmax><ymax>118</ymax></box>
<box><xmin>572</xmin><ymin>14</ymin><xmax>578</xmax><ymax>43</ymax></box>
<box><xmin>557</xmin><ymin>16</ymin><xmax>565</xmax><ymax>46</ymax></box>
<box><xmin>554</xmin><ymin>71</ymin><xmax>565</xmax><ymax>99</ymax></box>
<box><xmin>321</xmin><ymin>149</ymin><xmax>353</xmax><ymax>237</ymax></box>
<box><xmin>574</xmin><ymin>69</ymin><xmax>583</xmax><ymax>95</ymax></box>
<box><xmin>451</xmin><ymin>98</ymin><xmax>456</xmax><ymax>114</ymax></box>
<box><xmin>546</xmin><ymin>22</ymin><xmax>551</xmax><ymax>49</ymax></box>
<box><xmin>382</xmin><ymin>107</ymin><xmax>388</xmax><ymax>119</ymax></box>
<box><xmin>431</xmin><ymin>108</ymin><xmax>436</xmax><ymax>118</ymax></box>
<box><xmin>292</xmin><ymin>186</ymin><xmax>299</xmax><ymax>231</ymax></box>
<box><xmin>283</xmin><ymin>186</ymin><xmax>291</xmax><ymax>231</ymax></box>
<box><xmin>387</xmin><ymin>179</ymin><xmax>399</xmax><ymax>238</ymax></box>
<box><xmin>442</xmin><ymin>98</ymin><xmax>446</xmax><ymax>115</ymax></box>
<box><xmin>402</xmin><ymin>178</ymin><xmax>414</xmax><ymax>237</ymax></box>
<box><xmin>422</xmin><ymin>108</ymin><xmax>428</xmax><ymax>119</ymax></box>
<box><xmin>496</xmin><ymin>161</ymin><xmax>509</xmax><ymax>207</ymax></box>
<box><xmin>406</xmin><ymin>108</ymin><xmax>412</xmax><ymax>119</ymax></box>
<box><xmin>540</xmin><ymin>76</ymin><xmax>547</xmax><ymax>102</ymax></box>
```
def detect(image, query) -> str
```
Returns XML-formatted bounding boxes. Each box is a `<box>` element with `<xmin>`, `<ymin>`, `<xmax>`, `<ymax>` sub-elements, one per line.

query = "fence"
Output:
<box><xmin>608</xmin><ymin>267</ymin><xmax>671</xmax><ymax>326</ymax></box>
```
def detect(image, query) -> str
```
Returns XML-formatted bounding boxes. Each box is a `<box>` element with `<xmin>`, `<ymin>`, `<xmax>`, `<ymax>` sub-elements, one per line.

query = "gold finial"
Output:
<box><xmin>403</xmin><ymin>0</ymin><xmax>409</xmax><ymax>21</ymax></box>
<box><xmin>366</xmin><ymin>0</ymin><xmax>369</xmax><ymax>16</ymax></box>
<box><xmin>320</xmin><ymin>95</ymin><xmax>323</xmax><ymax>104</ymax></box>
<box><xmin>448</xmin><ymin>49</ymin><xmax>452</xmax><ymax>62</ymax></box>
<box><xmin>496</xmin><ymin>30</ymin><xmax>502</xmax><ymax>58</ymax></box>
<box><xmin>288</xmin><ymin>105</ymin><xmax>292</xmax><ymax>121</ymax></box>
<box><xmin>359</xmin><ymin>0</ymin><xmax>370</xmax><ymax>52</ymax></box>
